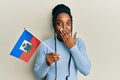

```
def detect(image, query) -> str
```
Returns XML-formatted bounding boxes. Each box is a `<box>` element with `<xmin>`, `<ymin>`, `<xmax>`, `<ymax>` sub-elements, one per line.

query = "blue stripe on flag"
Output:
<box><xmin>10</xmin><ymin>30</ymin><xmax>33</xmax><ymax>58</ymax></box>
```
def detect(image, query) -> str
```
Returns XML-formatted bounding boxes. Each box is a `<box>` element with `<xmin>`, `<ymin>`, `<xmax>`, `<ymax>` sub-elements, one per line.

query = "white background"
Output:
<box><xmin>0</xmin><ymin>0</ymin><xmax>120</xmax><ymax>80</ymax></box>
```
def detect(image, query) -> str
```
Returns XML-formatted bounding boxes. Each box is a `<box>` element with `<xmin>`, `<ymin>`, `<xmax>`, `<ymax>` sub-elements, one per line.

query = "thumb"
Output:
<box><xmin>73</xmin><ymin>32</ymin><xmax>77</xmax><ymax>40</ymax></box>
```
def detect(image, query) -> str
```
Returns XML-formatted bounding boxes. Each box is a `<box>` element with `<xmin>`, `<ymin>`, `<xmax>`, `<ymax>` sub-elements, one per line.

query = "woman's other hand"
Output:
<box><xmin>46</xmin><ymin>52</ymin><xmax>60</xmax><ymax>66</ymax></box>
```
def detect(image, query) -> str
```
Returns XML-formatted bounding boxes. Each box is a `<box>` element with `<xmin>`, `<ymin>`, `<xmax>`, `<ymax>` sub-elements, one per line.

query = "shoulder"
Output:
<box><xmin>38</xmin><ymin>37</ymin><xmax>54</xmax><ymax>54</ymax></box>
<box><xmin>39</xmin><ymin>37</ymin><xmax>54</xmax><ymax>50</ymax></box>
<box><xmin>76</xmin><ymin>37</ymin><xmax>84</xmax><ymax>44</ymax></box>
<box><xmin>76</xmin><ymin>37</ymin><xmax>86</xmax><ymax>47</ymax></box>
<box><xmin>43</xmin><ymin>37</ymin><xmax>54</xmax><ymax>45</ymax></box>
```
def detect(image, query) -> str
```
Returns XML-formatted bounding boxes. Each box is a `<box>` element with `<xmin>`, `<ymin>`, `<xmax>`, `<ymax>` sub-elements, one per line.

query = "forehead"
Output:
<box><xmin>56</xmin><ymin>12</ymin><xmax>71</xmax><ymax>21</ymax></box>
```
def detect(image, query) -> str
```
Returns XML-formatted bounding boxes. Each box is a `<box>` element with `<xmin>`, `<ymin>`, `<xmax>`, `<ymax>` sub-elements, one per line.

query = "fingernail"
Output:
<box><xmin>60</xmin><ymin>28</ymin><xmax>63</xmax><ymax>32</ymax></box>
<box><xmin>59</xmin><ymin>55</ymin><xmax>61</xmax><ymax>59</ymax></box>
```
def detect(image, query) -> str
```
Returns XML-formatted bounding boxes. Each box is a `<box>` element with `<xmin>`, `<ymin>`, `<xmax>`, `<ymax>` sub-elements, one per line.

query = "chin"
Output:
<box><xmin>57</xmin><ymin>35</ymin><xmax>63</xmax><ymax>42</ymax></box>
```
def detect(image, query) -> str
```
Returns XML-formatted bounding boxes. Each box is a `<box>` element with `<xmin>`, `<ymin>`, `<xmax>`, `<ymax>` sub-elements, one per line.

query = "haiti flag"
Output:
<box><xmin>10</xmin><ymin>29</ymin><xmax>41</xmax><ymax>62</ymax></box>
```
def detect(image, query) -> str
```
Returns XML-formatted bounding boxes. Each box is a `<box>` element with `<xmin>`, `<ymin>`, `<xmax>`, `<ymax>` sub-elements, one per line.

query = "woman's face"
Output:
<box><xmin>55</xmin><ymin>12</ymin><xmax>72</xmax><ymax>41</ymax></box>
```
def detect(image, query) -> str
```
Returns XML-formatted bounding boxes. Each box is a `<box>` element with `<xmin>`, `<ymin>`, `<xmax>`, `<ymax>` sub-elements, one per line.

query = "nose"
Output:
<box><xmin>62</xmin><ymin>23</ymin><xmax>67</xmax><ymax>30</ymax></box>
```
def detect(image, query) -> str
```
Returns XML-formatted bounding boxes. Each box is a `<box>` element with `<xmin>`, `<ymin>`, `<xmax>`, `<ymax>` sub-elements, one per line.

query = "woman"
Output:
<box><xmin>34</xmin><ymin>4</ymin><xmax>91</xmax><ymax>80</ymax></box>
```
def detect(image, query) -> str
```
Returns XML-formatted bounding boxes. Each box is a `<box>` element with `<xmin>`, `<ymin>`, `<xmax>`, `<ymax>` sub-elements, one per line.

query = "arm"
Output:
<box><xmin>33</xmin><ymin>43</ymin><xmax>50</xmax><ymax>79</ymax></box>
<box><xmin>59</xmin><ymin>29</ymin><xmax>91</xmax><ymax>75</ymax></box>
<box><xmin>69</xmin><ymin>38</ymin><xmax>91</xmax><ymax>76</ymax></box>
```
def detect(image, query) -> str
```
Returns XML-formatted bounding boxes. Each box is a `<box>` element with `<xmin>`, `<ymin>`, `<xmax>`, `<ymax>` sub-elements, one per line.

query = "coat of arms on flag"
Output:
<box><xmin>10</xmin><ymin>29</ymin><xmax>41</xmax><ymax>62</ymax></box>
<box><xmin>19</xmin><ymin>40</ymin><xmax>33</xmax><ymax>53</ymax></box>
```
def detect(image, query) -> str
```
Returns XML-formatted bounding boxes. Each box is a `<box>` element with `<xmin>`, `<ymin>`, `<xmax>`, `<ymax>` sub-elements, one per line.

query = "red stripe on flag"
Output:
<box><xmin>20</xmin><ymin>36</ymin><xmax>41</xmax><ymax>62</ymax></box>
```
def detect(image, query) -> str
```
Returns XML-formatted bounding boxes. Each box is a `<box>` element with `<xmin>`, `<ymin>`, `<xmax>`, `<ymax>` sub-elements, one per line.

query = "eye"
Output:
<box><xmin>67</xmin><ymin>21</ymin><xmax>72</xmax><ymax>26</ymax></box>
<box><xmin>56</xmin><ymin>21</ymin><xmax>62</xmax><ymax>26</ymax></box>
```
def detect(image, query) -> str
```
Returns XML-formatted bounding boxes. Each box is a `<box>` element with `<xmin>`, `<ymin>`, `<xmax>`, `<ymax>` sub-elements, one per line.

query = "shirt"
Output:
<box><xmin>34</xmin><ymin>37</ymin><xmax>91</xmax><ymax>80</ymax></box>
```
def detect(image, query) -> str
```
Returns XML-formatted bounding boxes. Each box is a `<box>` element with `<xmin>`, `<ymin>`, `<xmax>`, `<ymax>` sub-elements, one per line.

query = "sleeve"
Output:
<box><xmin>33</xmin><ymin>42</ymin><xmax>50</xmax><ymax>79</ymax></box>
<box><xmin>69</xmin><ymin>38</ymin><xmax>91</xmax><ymax>76</ymax></box>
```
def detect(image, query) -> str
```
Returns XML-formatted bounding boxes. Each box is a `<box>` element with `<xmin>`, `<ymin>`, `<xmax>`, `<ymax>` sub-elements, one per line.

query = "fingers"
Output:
<box><xmin>52</xmin><ymin>53</ymin><xmax>60</xmax><ymax>61</ymax></box>
<box><xmin>60</xmin><ymin>28</ymin><xmax>76</xmax><ymax>42</ymax></box>
<box><xmin>46</xmin><ymin>53</ymin><xmax>60</xmax><ymax>66</ymax></box>
<box><xmin>60</xmin><ymin>28</ymin><xmax>70</xmax><ymax>41</ymax></box>
<box><xmin>47</xmin><ymin>53</ymin><xmax>60</xmax><ymax>61</ymax></box>
<box><xmin>73</xmin><ymin>32</ymin><xmax>77</xmax><ymax>40</ymax></box>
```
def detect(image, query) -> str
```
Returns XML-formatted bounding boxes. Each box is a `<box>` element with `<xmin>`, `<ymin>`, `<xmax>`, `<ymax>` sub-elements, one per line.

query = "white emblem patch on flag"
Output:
<box><xmin>19</xmin><ymin>40</ymin><xmax>33</xmax><ymax>53</ymax></box>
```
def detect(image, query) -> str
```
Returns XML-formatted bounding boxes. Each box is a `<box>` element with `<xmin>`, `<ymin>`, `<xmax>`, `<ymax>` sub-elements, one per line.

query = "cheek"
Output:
<box><xmin>67</xmin><ymin>26</ymin><xmax>72</xmax><ymax>33</ymax></box>
<box><xmin>56</xmin><ymin>25</ymin><xmax>62</xmax><ymax>30</ymax></box>
<box><xmin>55</xmin><ymin>26</ymin><xmax>61</xmax><ymax>33</ymax></box>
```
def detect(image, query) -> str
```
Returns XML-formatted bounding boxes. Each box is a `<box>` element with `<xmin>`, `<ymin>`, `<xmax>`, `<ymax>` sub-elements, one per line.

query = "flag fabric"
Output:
<box><xmin>10</xmin><ymin>29</ymin><xmax>41</xmax><ymax>62</ymax></box>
